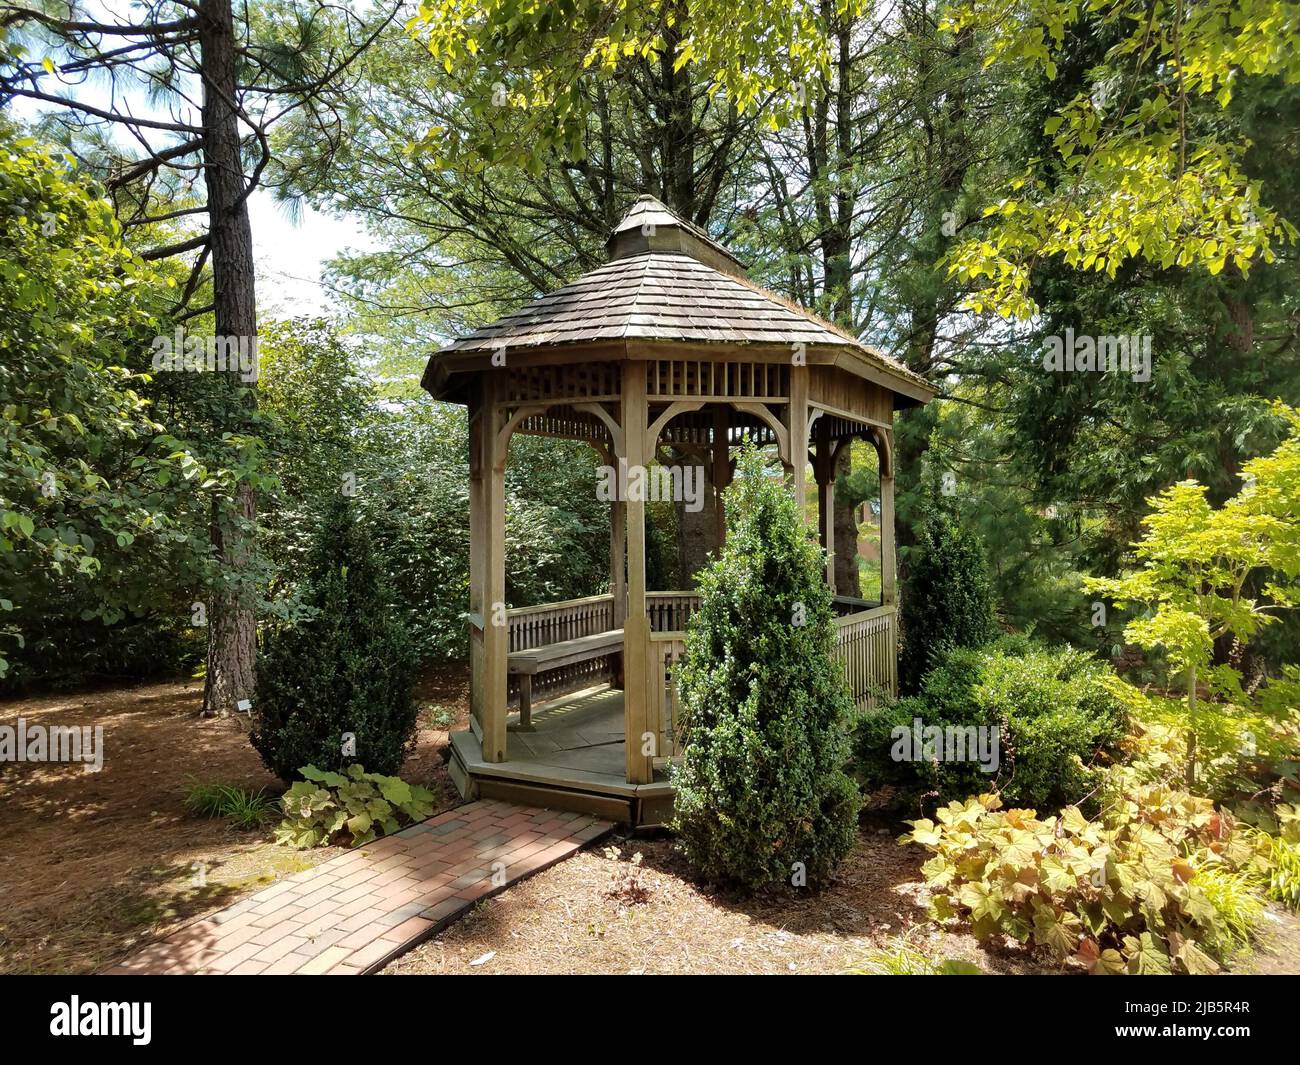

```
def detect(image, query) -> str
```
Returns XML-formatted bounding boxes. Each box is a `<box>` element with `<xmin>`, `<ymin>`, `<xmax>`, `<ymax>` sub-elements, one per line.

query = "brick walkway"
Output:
<box><xmin>107</xmin><ymin>800</ymin><xmax>611</xmax><ymax>975</ymax></box>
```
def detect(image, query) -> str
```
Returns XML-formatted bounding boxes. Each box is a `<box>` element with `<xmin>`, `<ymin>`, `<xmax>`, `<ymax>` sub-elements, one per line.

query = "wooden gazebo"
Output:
<box><xmin>422</xmin><ymin>195</ymin><xmax>936</xmax><ymax>825</ymax></box>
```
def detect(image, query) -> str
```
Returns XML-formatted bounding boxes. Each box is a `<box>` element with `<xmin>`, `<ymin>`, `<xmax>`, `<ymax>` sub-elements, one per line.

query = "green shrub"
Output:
<box><xmin>275</xmin><ymin>764</ymin><xmax>436</xmax><ymax>848</ymax></box>
<box><xmin>898</xmin><ymin>490</ymin><xmax>998</xmax><ymax>694</ymax></box>
<box><xmin>854</xmin><ymin>640</ymin><xmax>1127</xmax><ymax>812</ymax></box>
<box><xmin>671</xmin><ymin>445</ymin><xmax>861</xmax><ymax>890</ymax></box>
<box><xmin>903</xmin><ymin>784</ymin><xmax>1263</xmax><ymax>973</ymax></box>
<box><xmin>251</xmin><ymin>496</ymin><xmax>419</xmax><ymax>781</ymax></box>
<box><xmin>182</xmin><ymin>780</ymin><xmax>277</xmax><ymax>830</ymax></box>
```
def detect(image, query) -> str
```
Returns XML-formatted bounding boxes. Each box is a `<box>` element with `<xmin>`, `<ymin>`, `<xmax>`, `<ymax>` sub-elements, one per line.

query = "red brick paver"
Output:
<box><xmin>106</xmin><ymin>800</ymin><xmax>611</xmax><ymax>975</ymax></box>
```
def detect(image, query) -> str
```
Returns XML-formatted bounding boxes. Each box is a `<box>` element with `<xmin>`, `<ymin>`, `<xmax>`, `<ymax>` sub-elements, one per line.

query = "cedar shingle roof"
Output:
<box><xmin>432</xmin><ymin>196</ymin><xmax>932</xmax><ymax>398</ymax></box>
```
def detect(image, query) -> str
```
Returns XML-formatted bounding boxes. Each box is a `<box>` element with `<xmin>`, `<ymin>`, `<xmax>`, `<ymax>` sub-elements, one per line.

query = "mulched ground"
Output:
<box><xmin>3</xmin><ymin>668</ymin><xmax>1297</xmax><ymax>976</ymax></box>
<box><xmin>383</xmin><ymin>831</ymin><xmax>1300</xmax><ymax>975</ymax></box>
<box><xmin>381</xmin><ymin>831</ymin><xmax>1063</xmax><ymax>975</ymax></box>
<box><xmin>0</xmin><ymin>668</ymin><xmax>468</xmax><ymax>975</ymax></box>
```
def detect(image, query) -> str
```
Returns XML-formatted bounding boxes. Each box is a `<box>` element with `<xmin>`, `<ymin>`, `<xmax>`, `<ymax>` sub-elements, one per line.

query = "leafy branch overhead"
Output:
<box><xmin>942</xmin><ymin>0</ymin><xmax>1300</xmax><ymax>318</ymax></box>
<box><xmin>406</xmin><ymin>0</ymin><xmax>866</xmax><ymax>173</ymax></box>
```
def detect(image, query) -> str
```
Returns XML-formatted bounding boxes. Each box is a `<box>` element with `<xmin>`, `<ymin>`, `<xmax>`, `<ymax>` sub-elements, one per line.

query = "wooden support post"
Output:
<box><xmin>610</xmin><ymin>499</ymin><xmax>626</xmax><ymax>627</ymax></box>
<box><xmin>788</xmin><ymin>365</ymin><xmax>810</xmax><ymax>523</ymax></box>
<box><xmin>478</xmin><ymin>374</ymin><xmax>508</xmax><ymax>762</ymax></box>
<box><xmin>878</xmin><ymin>429</ymin><xmax>897</xmax><ymax>608</ymax></box>
<box><xmin>622</xmin><ymin>361</ymin><xmax>653</xmax><ymax>784</ymax></box>
<box><xmin>712</xmin><ymin>404</ymin><xmax>730</xmax><ymax>552</ymax></box>
<box><xmin>467</xmin><ymin>392</ymin><xmax>486</xmax><ymax>739</ymax></box>
<box><xmin>814</xmin><ymin>419</ymin><xmax>837</xmax><ymax>593</ymax></box>
<box><xmin>517</xmin><ymin>675</ymin><xmax>532</xmax><ymax>731</ymax></box>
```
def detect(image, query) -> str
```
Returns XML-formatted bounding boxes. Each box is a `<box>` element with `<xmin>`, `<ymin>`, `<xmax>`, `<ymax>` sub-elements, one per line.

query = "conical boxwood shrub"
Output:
<box><xmin>898</xmin><ymin>484</ymin><xmax>997</xmax><ymax>694</ymax></box>
<box><xmin>251</xmin><ymin>495</ymin><xmax>419</xmax><ymax>781</ymax></box>
<box><xmin>671</xmin><ymin>444</ymin><xmax>861</xmax><ymax>890</ymax></box>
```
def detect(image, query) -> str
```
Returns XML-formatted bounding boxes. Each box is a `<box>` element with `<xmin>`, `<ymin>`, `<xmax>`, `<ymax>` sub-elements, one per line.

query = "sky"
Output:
<box><xmin>245</xmin><ymin>193</ymin><xmax>375</xmax><ymax>319</ymax></box>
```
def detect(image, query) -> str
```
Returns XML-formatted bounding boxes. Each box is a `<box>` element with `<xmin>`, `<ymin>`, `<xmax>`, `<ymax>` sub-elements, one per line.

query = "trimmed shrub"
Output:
<box><xmin>671</xmin><ymin>445</ymin><xmax>861</xmax><ymax>890</ymax></box>
<box><xmin>251</xmin><ymin>496</ymin><xmax>419</xmax><ymax>781</ymax></box>
<box><xmin>899</xmin><ymin>492</ymin><xmax>997</xmax><ymax>693</ymax></box>
<box><xmin>853</xmin><ymin>640</ymin><xmax>1127</xmax><ymax>812</ymax></box>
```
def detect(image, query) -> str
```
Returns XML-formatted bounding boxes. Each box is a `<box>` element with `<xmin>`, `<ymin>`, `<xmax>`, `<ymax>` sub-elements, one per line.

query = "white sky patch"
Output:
<box><xmin>248</xmin><ymin>193</ymin><xmax>376</xmax><ymax>318</ymax></box>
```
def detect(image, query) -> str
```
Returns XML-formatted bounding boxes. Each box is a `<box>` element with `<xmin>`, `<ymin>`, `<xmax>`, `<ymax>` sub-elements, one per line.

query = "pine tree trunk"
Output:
<box><xmin>832</xmin><ymin>445</ymin><xmax>859</xmax><ymax>596</ymax></box>
<box><xmin>199</xmin><ymin>0</ymin><xmax>259</xmax><ymax>715</ymax></box>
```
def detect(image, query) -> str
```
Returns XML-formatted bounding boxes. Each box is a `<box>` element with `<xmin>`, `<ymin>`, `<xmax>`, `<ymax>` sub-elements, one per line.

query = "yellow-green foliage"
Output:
<box><xmin>1085</xmin><ymin>415</ymin><xmax>1300</xmax><ymax>786</ymax></box>
<box><xmin>850</xmin><ymin>944</ymin><xmax>981</xmax><ymax>975</ymax></box>
<box><xmin>903</xmin><ymin>784</ymin><xmax>1262</xmax><ymax>974</ymax></box>
<box><xmin>1103</xmin><ymin>674</ymin><xmax>1295</xmax><ymax>799</ymax></box>
<box><xmin>1246</xmin><ymin>804</ymin><xmax>1300</xmax><ymax>910</ymax></box>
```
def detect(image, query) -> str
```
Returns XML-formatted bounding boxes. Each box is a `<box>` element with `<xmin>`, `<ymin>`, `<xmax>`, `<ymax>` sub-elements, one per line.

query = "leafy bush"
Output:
<box><xmin>898</xmin><ymin>490</ymin><xmax>998</xmax><ymax>694</ymax></box>
<box><xmin>182</xmin><ymin>780</ymin><xmax>277</xmax><ymax>830</ymax></box>
<box><xmin>275</xmin><ymin>764</ymin><xmax>436</xmax><ymax>848</ymax></box>
<box><xmin>902</xmin><ymin>785</ymin><xmax>1263</xmax><ymax>973</ymax></box>
<box><xmin>853</xmin><ymin>640</ymin><xmax>1127</xmax><ymax>812</ymax></box>
<box><xmin>251</xmin><ymin>496</ymin><xmax>419</xmax><ymax>780</ymax></box>
<box><xmin>1084</xmin><ymin>405</ymin><xmax>1300</xmax><ymax>785</ymax></box>
<box><xmin>671</xmin><ymin>445</ymin><xmax>861</xmax><ymax>890</ymax></box>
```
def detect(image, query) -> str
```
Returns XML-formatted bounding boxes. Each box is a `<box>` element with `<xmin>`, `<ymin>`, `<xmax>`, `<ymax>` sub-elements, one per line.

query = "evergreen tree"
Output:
<box><xmin>251</xmin><ymin>495</ymin><xmax>418</xmax><ymax>781</ymax></box>
<box><xmin>898</xmin><ymin>474</ymin><xmax>998</xmax><ymax>693</ymax></box>
<box><xmin>672</xmin><ymin>445</ymin><xmax>860</xmax><ymax>890</ymax></box>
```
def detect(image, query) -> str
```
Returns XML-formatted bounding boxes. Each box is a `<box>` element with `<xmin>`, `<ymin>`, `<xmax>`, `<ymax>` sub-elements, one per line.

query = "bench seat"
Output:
<box><xmin>507</xmin><ymin>629</ymin><xmax>624</xmax><ymax>728</ymax></box>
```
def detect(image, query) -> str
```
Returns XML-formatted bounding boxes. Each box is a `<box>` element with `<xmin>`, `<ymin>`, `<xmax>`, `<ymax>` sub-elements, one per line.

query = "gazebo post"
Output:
<box><xmin>813</xmin><ymin>418</ymin><xmax>837</xmax><ymax>593</ymax></box>
<box><xmin>711</xmin><ymin>405</ymin><xmax>730</xmax><ymax>551</ymax></box>
<box><xmin>610</xmin><ymin>496</ymin><xmax>627</xmax><ymax>689</ymax></box>
<box><xmin>471</xmin><ymin>373</ymin><xmax>508</xmax><ymax>763</ymax></box>
<box><xmin>788</xmin><ymin>365</ymin><xmax>810</xmax><ymax>521</ymax></box>
<box><xmin>622</xmin><ymin>361</ymin><xmax>653</xmax><ymax>784</ymax></box>
<box><xmin>876</xmin><ymin>429</ymin><xmax>897</xmax><ymax>609</ymax></box>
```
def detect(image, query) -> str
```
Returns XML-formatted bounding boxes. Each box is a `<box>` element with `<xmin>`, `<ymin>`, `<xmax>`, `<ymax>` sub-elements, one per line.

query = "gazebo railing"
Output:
<box><xmin>650</xmin><ymin>631</ymin><xmax>688</xmax><ymax>768</ymax></box>
<box><xmin>502</xmin><ymin>593</ymin><xmax>896</xmax><ymax>742</ymax></box>
<box><xmin>833</xmin><ymin>604</ymin><xmax>897</xmax><ymax>710</ymax></box>
<box><xmin>647</xmin><ymin>600</ymin><xmax>898</xmax><ymax>766</ymax></box>
<box><xmin>506</xmin><ymin>593</ymin><xmax>616</xmax><ymax>652</ymax></box>
<box><xmin>646</xmin><ymin>591</ymin><xmax>700</xmax><ymax>632</ymax></box>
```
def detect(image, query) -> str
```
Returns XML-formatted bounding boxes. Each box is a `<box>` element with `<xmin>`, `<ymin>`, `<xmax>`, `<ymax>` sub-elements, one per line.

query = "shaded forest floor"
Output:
<box><xmin>2</xmin><ymin>670</ymin><xmax>1297</xmax><ymax>976</ymax></box>
<box><xmin>0</xmin><ymin>670</ymin><xmax>467</xmax><ymax>975</ymax></box>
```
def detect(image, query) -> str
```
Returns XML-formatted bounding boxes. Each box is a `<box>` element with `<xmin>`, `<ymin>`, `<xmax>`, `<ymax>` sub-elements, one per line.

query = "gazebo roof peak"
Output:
<box><xmin>606</xmin><ymin>194</ymin><xmax>748</xmax><ymax>277</ymax></box>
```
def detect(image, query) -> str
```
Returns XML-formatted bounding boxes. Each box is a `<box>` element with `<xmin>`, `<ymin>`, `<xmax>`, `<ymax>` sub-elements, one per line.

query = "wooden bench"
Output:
<box><xmin>507</xmin><ymin>629</ymin><xmax>624</xmax><ymax>730</ymax></box>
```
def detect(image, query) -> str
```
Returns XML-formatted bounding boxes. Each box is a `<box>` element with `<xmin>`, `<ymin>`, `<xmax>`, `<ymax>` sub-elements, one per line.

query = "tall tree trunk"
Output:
<box><xmin>660</xmin><ymin>6</ymin><xmax>695</xmax><ymax>216</ymax></box>
<box><xmin>200</xmin><ymin>0</ymin><xmax>259</xmax><ymax>715</ymax></box>
<box><xmin>896</xmin><ymin>19</ymin><xmax>973</xmax><ymax>570</ymax></box>
<box><xmin>832</xmin><ymin>445</ymin><xmax>860</xmax><ymax>596</ymax></box>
